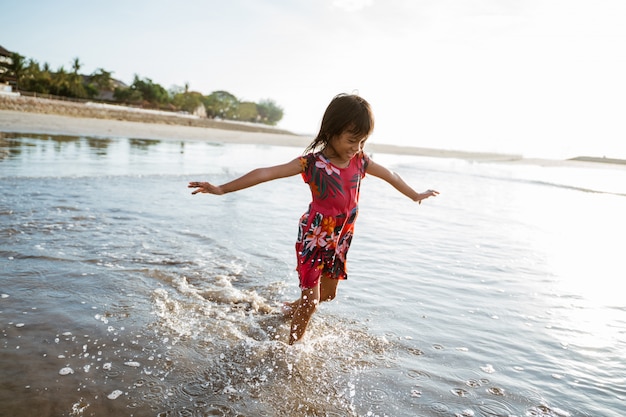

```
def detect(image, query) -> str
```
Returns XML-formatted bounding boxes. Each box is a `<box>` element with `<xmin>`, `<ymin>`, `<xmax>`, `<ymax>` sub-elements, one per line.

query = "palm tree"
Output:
<box><xmin>90</xmin><ymin>68</ymin><xmax>114</xmax><ymax>91</ymax></box>
<box><xmin>71</xmin><ymin>57</ymin><xmax>82</xmax><ymax>74</ymax></box>
<box><xmin>67</xmin><ymin>57</ymin><xmax>87</xmax><ymax>98</ymax></box>
<box><xmin>6</xmin><ymin>52</ymin><xmax>26</xmax><ymax>90</ymax></box>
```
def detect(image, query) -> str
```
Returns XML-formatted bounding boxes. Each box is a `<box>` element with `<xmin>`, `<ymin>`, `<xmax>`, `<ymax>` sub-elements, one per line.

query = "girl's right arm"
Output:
<box><xmin>188</xmin><ymin>157</ymin><xmax>302</xmax><ymax>195</ymax></box>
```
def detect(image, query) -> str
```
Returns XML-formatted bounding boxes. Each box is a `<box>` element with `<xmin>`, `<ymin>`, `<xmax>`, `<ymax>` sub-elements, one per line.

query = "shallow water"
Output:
<box><xmin>1</xmin><ymin>133</ymin><xmax>625</xmax><ymax>416</ymax></box>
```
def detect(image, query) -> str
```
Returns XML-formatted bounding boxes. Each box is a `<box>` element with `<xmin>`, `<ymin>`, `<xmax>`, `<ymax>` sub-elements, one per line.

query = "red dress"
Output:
<box><xmin>295</xmin><ymin>151</ymin><xmax>370</xmax><ymax>289</ymax></box>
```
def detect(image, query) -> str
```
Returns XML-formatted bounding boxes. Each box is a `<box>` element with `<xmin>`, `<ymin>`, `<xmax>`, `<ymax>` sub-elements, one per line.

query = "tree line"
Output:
<box><xmin>0</xmin><ymin>49</ymin><xmax>283</xmax><ymax>125</ymax></box>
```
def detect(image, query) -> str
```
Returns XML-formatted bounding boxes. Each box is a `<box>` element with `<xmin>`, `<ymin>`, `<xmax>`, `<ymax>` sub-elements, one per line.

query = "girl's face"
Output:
<box><xmin>327</xmin><ymin>130</ymin><xmax>367</xmax><ymax>164</ymax></box>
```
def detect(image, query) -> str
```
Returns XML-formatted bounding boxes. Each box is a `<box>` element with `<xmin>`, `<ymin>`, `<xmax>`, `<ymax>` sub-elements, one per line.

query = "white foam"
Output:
<box><xmin>107</xmin><ymin>390</ymin><xmax>123</xmax><ymax>400</ymax></box>
<box><xmin>59</xmin><ymin>367</ymin><xmax>74</xmax><ymax>375</ymax></box>
<box><xmin>480</xmin><ymin>364</ymin><xmax>495</xmax><ymax>374</ymax></box>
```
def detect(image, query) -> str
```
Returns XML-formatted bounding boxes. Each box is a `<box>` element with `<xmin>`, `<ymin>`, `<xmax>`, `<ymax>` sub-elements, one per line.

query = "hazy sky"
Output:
<box><xmin>2</xmin><ymin>0</ymin><xmax>625</xmax><ymax>158</ymax></box>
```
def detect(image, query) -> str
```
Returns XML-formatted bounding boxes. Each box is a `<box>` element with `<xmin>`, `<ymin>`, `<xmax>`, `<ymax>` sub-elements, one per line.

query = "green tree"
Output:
<box><xmin>1</xmin><ymin>52</ymin><xmax>26</xmax><ymax>89</ymax></box>
<box><xmin>114</xmin><ymin>75</ymin><xmax>169</xmax><ymax>107</ymax></box>
<box><xmin>85</xmin><ymin>68</ymin><xmax>115</xmax><ymax>100</ymax></box>
<box><xmin>132</xmin><ymin>75</ymin><xmax>169</xmax><ymax>107</ymax></box>
<box><xmin>236</xmin><ymin>101</ymin><xmax>259</xmax><ymax>122</ymax></box>
<box><xmin>67</xmin><ymin>57</ymin><xmax>88</xmax><ymax>98</ymax></box>
<box><xmin>71</xmin><ymin>57</ymin><xmax>81</xmax><ymax>74</ymax></box>
<box><xmin>257</xmin><ymin>99</ymin><xmax>283</xmax><ymax>125</ymax></box>
<box><xmin>172</xmin><ymin>90</ymin><xmax>203</xmax><ymax>113</ymax></box>
<box><xmin>202</xmin><ymin>90</ymin><xmax>239</xmax><ymax>119</ymax></box>
<box><xmin>50</xmin><ymin>66</ymin><xmax>71</xmax><ymax>96</ymax></box>
<box><xmin>90</xmin><ymin>68</ymin><xmax>114</xmax><ymax>91</ymax></box>
<box><xmin>20</xmin><ymin>59</ymin><xmax>52</xmax><ymax>94</ymax></box>
<box><xmin>114</xmin><ymin>84</ymin><xmax>142</xmax><ymax>103</ymax></box>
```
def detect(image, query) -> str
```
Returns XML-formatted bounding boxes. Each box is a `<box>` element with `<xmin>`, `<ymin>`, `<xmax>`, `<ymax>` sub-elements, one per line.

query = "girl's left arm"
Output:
<box><xmin>366</xmin><ymin>159</ymin><xmax>439</xmax><ymax>204</ymax></box>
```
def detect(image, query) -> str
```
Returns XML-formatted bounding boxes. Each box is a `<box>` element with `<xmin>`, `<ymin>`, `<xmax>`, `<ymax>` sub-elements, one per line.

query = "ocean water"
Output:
<box><xmin>1</xmin><ymin>133</ymin><xmax>625</xmax><ymax>417</ymax></box>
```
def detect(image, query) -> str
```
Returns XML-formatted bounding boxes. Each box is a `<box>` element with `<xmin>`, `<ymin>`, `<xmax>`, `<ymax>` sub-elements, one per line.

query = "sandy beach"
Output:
<box><xmin>1</xmin><ymin>95</ymin><xmax>624</xmax><ymax>168</ymax></box>
<box><xmin>0</xmin><ymin>95</ymin><xmax>313</xmax><ymax>149</ymax></box>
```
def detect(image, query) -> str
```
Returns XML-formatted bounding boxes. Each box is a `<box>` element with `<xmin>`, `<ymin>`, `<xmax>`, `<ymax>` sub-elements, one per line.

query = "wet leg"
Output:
<box><xmin>281</xmin><ymin>298</ymin><xmax>300</xmax><ymax>319</ymax></box>
<box><xmin>289</xmin><ymin>285</ymin><xmax>320</xmax><ymax>345</ymax></box>
<box><xmin>281</xmin><ymin>275</ymin><xmax>339</xmax><ymax>319</ymax></box>
<box><xmin>319</xmin><ymin>274</ymin><xmax>339</xmax><ymax>302</ymax></box>
<box><xmin>283</xmin><ymin>274</ymin><xmax>336</xmax><ymax>318</ymax></box>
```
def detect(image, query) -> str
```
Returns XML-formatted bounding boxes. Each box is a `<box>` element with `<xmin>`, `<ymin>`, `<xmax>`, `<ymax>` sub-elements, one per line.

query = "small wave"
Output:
<box><xmin>514</xmin><ymin>177</ymin><xmax>626</xmax><ymax>197</ymax></box>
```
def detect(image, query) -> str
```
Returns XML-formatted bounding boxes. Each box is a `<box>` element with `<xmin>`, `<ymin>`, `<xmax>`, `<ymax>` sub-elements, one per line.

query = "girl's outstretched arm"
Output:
<box><xmin>366</xmin><ymin>158</ymin><xmax>439</xmax><ymax>204</ymax></box>
<box><xmin>188</xmin><ymin>158</ymin><xmax>302</xmax><ymax>195</ymax></box>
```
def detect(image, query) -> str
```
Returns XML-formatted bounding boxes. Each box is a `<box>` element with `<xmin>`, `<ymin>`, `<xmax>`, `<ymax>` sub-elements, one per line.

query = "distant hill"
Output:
<box><xmin>568</xmin><ymin>156</ymin><xmax>626</xmax><ymax>165</ymax></box>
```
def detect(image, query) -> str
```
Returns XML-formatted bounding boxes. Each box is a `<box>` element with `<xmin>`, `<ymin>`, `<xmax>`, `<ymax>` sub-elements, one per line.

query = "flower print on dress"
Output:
<box><xmin>316</xmin><ymin>158</ymin><xmax>341</xmax><ymax>176</ymax></box>
<box><xmin>303</xmin><ymin>154</ymin><xmax>343</xmax><ymax>200</ymax></box>
<box><xmin>336</xmin><ymin>231</ymin><xmax>352</xmax><ymax>263</ymax></box>
<box><xmin>321</xmin><ymin>216</ymin><xmax>336</xmax><ymax>241</ymax></box>
<box><xmin>305</xmin><ymin>224</ymin><xmax>328</xmax><ymax>252</ymax></box>
<box><xmin>299</xmin><ymin>212</ymin><xmax>324</xmax><ymax>258</ymax></box>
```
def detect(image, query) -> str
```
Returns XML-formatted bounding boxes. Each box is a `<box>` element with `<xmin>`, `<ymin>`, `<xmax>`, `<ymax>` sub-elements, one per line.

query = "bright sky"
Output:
<box><xmin>2</xmin><ymin>0</ymin><xmax>626</xmax><ymax>158</ymax></box>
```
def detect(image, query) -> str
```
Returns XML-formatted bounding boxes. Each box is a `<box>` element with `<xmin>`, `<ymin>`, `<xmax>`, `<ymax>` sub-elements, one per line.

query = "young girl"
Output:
<box><xmin>188</xmin><ymin>94</ymin><xmax>439</xmax><ymax>345</ymax></box>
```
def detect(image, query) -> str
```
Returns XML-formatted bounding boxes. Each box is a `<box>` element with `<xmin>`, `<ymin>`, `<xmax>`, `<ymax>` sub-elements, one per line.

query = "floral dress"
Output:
<box><xmin>295</xmin><ymin>151</ymin><xmax>370</xmax><ymax>289</ymax></box>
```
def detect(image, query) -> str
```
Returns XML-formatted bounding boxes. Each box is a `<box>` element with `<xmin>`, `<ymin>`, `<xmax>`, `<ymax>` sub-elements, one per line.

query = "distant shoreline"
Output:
<box><xmin>568</xmin><ymin>156</ymin><xmax>626</xmax><ymax>165</ymax></box>
<box><xmin>1</xmin><ymin>94</ymin><xmax>625</xmax><ymax>168</ymax></box>
<box><xmin>0</xmin><ymin>94</ymin><xmax>293</xmax><ymax>134</ymax></box>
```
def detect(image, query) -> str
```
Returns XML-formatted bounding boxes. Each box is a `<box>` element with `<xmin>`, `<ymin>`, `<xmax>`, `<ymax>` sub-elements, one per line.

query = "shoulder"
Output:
<box><xmin>299</xmin><ymin>152</ymin><xmax>320</xmax><ymax>171</ymax></box>
<box><xmin>363</xmin><ymin>153</ymin><xmax>381</xmax><ymax>174</ymax></box>
<box><xmin>360</xmin><ymin>151</ymin><xmax>370</xmax><ymax>165</ymax></box>
<box><xmin>355</xmin><ymin>151</ymin><xmax>370</xmax><ymax>173</ymax></box>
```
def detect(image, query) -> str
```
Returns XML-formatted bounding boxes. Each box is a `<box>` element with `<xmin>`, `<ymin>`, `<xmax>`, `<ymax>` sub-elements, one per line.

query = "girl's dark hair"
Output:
<box><xmin>305</xmin><ymin>93</ymin><xmax>375</xmax><ymax>153</ymax></box>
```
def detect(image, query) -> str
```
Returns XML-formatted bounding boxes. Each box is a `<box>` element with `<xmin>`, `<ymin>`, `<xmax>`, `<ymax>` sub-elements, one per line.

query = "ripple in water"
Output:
<box><xmin>430</xmin><ymin>401</ymin><xmax>451</xmax><ymax>414</ymax></box>
<box><xmin>477</xmin><ymin>398</ymin><xmax>515</xmax><ymax>416</ymax></box>
<box><xmin>407</xmin><ymin>369</ymin><xmax>432</xmax><ymax>380</ymax></box>
<box><xmin>364</xmin><ymin>388</ymin><xmax>390</xmax><ymax>403</ymax></box>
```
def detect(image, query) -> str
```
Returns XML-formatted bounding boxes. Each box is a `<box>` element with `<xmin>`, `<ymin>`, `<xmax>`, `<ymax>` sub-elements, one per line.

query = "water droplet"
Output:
<box><xmin>451</xmin><ymin>388</ymin><xmax>470</xmax><ymax>397</ymax></box>
<box><xmin>107</xmin><ymin>390</ymin><xmax>123</xmax><ymax>400</ymax></box>
<box><xmin>480</xmin><ymin>364</ymin><xmax>495</xmax><ymax>374</ymax></box>
<box><xmin>487</xmin><ymin>387</ymin><xmax>505</xmax><ymax>396</ymax></box>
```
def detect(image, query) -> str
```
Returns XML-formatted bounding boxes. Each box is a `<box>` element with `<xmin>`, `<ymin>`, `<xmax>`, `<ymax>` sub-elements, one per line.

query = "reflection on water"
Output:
<box><xmin>0</xmin><ymin>131</ymin><xmax>302</xmax><ymax>179</ymax></box>
<box><xmin>1</xmin><ymin>134</ymin><xmax>625</xmax><ymax>416</ymax></box>
<box><xmin>0</xmin><ymin>133</ymin><xmax>176</xmax><ymax>180</ymax></box>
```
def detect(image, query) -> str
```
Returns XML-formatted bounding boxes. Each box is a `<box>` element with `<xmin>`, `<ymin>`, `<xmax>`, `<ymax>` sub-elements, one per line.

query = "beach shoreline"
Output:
<box><xmin>1</xmin><ymin>95</ymin><xmax>625</xmax><ymax>168</ymax></box>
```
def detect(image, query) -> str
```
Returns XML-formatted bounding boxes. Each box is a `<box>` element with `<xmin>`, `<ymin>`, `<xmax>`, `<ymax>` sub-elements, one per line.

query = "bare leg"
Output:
<box><xmin>283</xmin><ymin>274</ymin><xmax>338</xmax><ymax>318</ymax></box>
<box><xmin>319</xmin><ymin>274</ymin><xmax>339</xmax><ymax>302</ymax></box>
<box><xmin>281</xmin><ymin>297</ymin><xmax>302</xmax><ymax>319</ymax></box>
<box><xmin>289</xmin><ymin>285</ymin><xmax>320</xmax><ymax>345</ymax></box>
<box><xmin>287</xmin><ymin>275</ymin><xmax>341</xmax><ymax>344</ymax></box>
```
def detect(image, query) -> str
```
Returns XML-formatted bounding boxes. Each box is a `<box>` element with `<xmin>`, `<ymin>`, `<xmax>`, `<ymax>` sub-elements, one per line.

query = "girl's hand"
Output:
<box><xmin>188</xmin><ymin>181</ymin><xmax>224</xmax><ymax>195</ymax></box>
<box><xmin>417</xmin><ymin>189</ymin><xmax>439</xmax><ymax>204</ymax></box>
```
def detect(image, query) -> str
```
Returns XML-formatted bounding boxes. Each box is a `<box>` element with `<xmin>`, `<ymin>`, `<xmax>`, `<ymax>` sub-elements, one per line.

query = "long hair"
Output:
<box><xmin>305</xmin><ymin>94</ymin><xmax>375</xmax><ymax>154</ymax></box>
